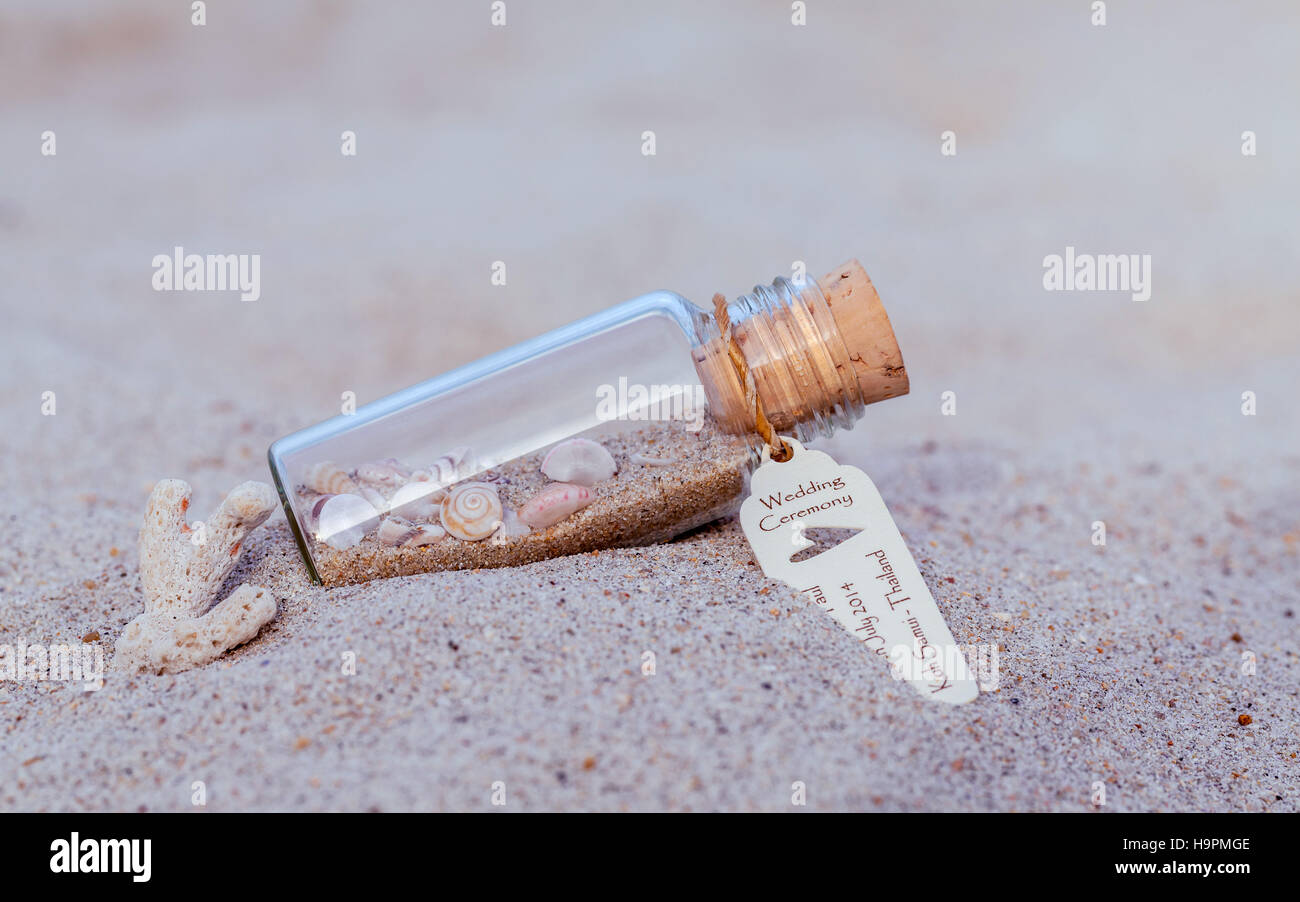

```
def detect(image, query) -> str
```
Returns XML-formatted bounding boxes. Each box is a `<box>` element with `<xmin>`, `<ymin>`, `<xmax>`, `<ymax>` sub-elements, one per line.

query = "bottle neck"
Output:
<box><xmin>693</xmin><ymin>261</ymin><xmax>908</xmax><ymax>447</ymax></box>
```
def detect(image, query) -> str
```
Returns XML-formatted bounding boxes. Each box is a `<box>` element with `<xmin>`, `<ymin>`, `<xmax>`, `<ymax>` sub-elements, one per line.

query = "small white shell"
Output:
<box><xmin>494</xmin><ymin>507</ymin><xmax>532</xmax><ymax>539</ymax></box>
<box><xmin>356</xmin><ymin>458</ymin><xmax>411</xmax><ymax>489</ymax></box>
<box><xmin>629</xmin><ymin>452</ymin><xmax>673</xmax><ymax>467</ymax></box>
<box><xmin>376</xmin><ymin>516</ymin><xmax>419</xmax><ymax>546</ymax></box>
<box><xmin>388</xmin><ymin>480</ymin><xmax>442</xmax><ymax>521</ymax></box>
<box><xmin>403</xmin><ymin>524</ymin><xmax>447</xmax><ymax>547</ymax></box>
<box><xmin>519</xmin><ymin>482</ymin><xmax>593</xmax><ymax>529</ymax></box>
<box><xmin>540</xmin><ymin>439</ymin><xmax>616</xmax><ymax>486</ymax></box>
<box><xmin>315</xmin><ymin>493</ymin><xmax>381</xmax><ymax>550</ymax></box>
<box><xmin>440</xmin><ymin>482</ymin><xmax>503</xmax><ymax>541</ymax></box>
<box><xmin>304</xmin><ymin>461</ymin><xmax>358</xmax><ymax>496</ymax></box>
<box><xmin>357</xmin><ymin>484</ymin><xmax>389</xmax><ymax>512</ymax></box>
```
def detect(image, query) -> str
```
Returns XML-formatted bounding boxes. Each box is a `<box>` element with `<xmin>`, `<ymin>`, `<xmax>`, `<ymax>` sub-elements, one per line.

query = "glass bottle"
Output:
<box><xmin>268</xmin><ymin>260</ymin><xmax>908</xmax><ymax>585</ymax></box>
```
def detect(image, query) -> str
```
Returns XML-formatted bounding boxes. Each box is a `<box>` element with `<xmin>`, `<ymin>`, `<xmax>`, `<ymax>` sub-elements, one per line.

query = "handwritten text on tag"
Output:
<box><xmin>739</xmin><ymin>439</ymin><xmax>978</xmax><ymax>704</ymax></box>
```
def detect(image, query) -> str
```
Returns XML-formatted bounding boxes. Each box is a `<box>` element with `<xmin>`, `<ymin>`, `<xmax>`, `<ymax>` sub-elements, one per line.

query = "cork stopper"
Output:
<box><xmin>696</xmin><ymin>259</ymin><xmax>908</xmax><ymax>441</ymax></box>
<box><xmin>815</xmin><ymin>259</ymin><xmax>909</xmax><ymax>406</ymax></box>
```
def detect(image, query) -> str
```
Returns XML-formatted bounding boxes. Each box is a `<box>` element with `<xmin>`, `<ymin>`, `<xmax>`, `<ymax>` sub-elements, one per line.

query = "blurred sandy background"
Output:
<box><xmin>1</xmin><ymin>1</ymin><xmax>1296</xmax><ymax>811</ymax></box>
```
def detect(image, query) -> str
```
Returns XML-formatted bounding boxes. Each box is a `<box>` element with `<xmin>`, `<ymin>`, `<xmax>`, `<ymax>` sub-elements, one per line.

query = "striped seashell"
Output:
<box><xmin>440</xmin><ymin>482</ymin><xmax>503</xmax><ymax>541</ymax></box>
<box><xmin>314</xmin><ymin>493</ymin><xmax>381</xmax><ymax>550</ymax></box>
<box><xmin>425</xmin><ymin>446</ymin><xmax>472</xmax><ymax>486</ymax></box>
<box><xmin>376</xmin><ymin>516</ymin><xmax>420</xmax><ymax>547</ymax></box>
<box><xmin>518</xmin><ymin>482</ymin><xmax>593</xmax><ymax>529</ymax></box>
<box><xmin>387</xmin><ymin>479</ymin><xmax>442</xmax><ymax>521</ymax></box>
<box><xmin>540</xmin><ymin>438</ymin><xmax>616</xmax><ymax>486</ymax></box>
<box><xmin>304</xmin><ymin>461</ymin><xmax>359</xmax><ymax>496</ymax></box>
<box><xmin>403</xmin><ymin>523</ymin><xmax>447</xmax><ymax>547</ymax></box>
<box><xmin>356</xmin><ymin>458</ymin><xmax>412</xmax><ymax>490</ymax></box>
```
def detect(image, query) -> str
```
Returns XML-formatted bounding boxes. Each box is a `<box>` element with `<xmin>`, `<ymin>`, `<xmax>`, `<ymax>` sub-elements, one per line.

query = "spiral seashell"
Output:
<box><xmin>440</xmin><ymin>482</ymin><xmax>503</xmax><ymax>541</ymax></box>
<box><xmin>376</xmin><ymin>516</ymin><xmax>420</xmax><ymax>547</ymax></box>
<box><xmin>356</xmin><ymin>458</ymin><xmax>412</xmax><ymax>490</ymax></box>
<box><xmin>314</xmin><ymin>493</ymin><xmax>381</xmax><ymax>550</ymax></box>
<box><xmin>519</xmin><ymin>482</ymin><xmax>593</xmax><ymax>529</ymax></box>
<box><xmin>540</xmin><ymin>438</ymin><xmax>616</xmax><ymax>486</ymax></box>
<box><xmin>388</xmin><ymin>479</ymin><xmax>442</xmax><ymax>521</ymax></box>
<box><xmin>403</xmin><ymin>524</ymin><xmax>447</xmax><ymax>547</ymax></box>
<box><xmin>304</xmin><ymin>461</ymin><xmax>359</xmax><ymax>496</ymax></box>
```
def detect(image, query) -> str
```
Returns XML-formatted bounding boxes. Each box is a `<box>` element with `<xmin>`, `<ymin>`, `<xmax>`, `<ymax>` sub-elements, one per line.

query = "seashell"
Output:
<box><xmin>540</xmin><ymin>438</ymin><xmax>616</xmax><ymax>486</ymax></box>
<box><xmin>304</xmin><ymin>461</ymin><xmax>359</xmax><ymax>496</ymax></box>
<box><xmin>358</xmin><ymin>484</ymin><xmax>389</xmax><ymax>512</ymax></box>
<box><xmin>425</xmin><ymin>446</ymin><xmax>473</xmax><ymax>485</ymax></box>
<box><xmin>314</xmin><ymin>493</ymin><xmax>381</xmax><ymax>550</ymax></box>
<box><xmin>376</xmin><ymin>516</ymin><xmax>420</xmax><ymax>546</ymax></box>
<box><xmin>519</xmin><ymin>482</ymin><xmax>593</xmax><ymax>529</ymax></box>
<box><xmin>403</xmin><ymin>524</ymin><xmax>447</xmax><ymax>547</ymax></box>
<box><xmin>440</xmin><ymin>482</ymin><xmax>503</xmax><ymax>541</ymax></box>
<box><xmin>356</xmin><ymin>458</ymin><xmax>412</xmax><ymax>490</ymax></box>
<box><xmin>406</xmin><ymin>470</ymin><xmax>438</xmax><ymax>491</ymax></box>
<box><xmin>304</xmin><ymin>494</ymin><xmax>336</xmax><ymax>532</ymax></box>
<box><xmin>494</xmin><ymin>507</ymin><xmax>532</xmax><ymax>539</ymax></box>
<box><xmin>629</xmin><ymin>452</ymin><xmax>673</xmax><ymax>467</ymax></box>
<box><xmin>387</xmin><ymin>479</ymin><xmax>442</xmax><ymax>521</ymax></box>
<box><xmin>404</xmin><ymin>468</ymin><xmax>449</xmax><ymax>497</ymax></box>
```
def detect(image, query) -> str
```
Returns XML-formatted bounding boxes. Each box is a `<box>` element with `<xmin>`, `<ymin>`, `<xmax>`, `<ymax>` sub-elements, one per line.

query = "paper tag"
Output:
<box><xmin>739</xmin><ymin>438</ymin><xmax>978</xmax><ymax>704</ymax></box>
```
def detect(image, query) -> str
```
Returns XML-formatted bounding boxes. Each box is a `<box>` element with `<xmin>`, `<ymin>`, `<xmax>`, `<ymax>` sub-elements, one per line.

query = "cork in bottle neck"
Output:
<box><xmin>696</xmin><ymin>259</ymin><xmax>909</xmax><ymax>445</ymax></box>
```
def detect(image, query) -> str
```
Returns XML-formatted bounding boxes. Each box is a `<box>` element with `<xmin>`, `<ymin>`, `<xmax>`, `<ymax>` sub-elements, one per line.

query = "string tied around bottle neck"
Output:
<box><xmin>711</xmin><ymin>292</ymin><xmax>794</xmax><ymax>463</ymax></box>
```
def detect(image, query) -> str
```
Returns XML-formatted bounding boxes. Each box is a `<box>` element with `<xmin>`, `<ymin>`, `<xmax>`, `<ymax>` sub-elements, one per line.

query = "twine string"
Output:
<box><xmin>712</xmin><ymin>293</ymin><xmax>793</xmax><ymax>462</ymax></box>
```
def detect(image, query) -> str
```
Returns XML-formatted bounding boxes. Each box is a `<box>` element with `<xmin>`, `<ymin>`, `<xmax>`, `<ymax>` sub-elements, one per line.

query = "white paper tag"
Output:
<box><xmin>739</xmin><ymin>438</ymin><xmax>978</xmax><ymax>704</ymax></box>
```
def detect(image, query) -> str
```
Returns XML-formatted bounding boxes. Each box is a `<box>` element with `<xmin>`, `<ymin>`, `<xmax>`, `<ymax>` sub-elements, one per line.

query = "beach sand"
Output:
<box><xmin>1</xmin><ymin>1</ymin><xmax>1296</xmax><ymax>811</ymax></box>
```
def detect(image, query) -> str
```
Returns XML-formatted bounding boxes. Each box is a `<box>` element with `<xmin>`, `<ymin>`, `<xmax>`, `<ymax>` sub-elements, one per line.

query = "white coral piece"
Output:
<box><xmin>115</xmin><ymin>479</ymin><xmax>278</xmax><ymax>674</ymax></box>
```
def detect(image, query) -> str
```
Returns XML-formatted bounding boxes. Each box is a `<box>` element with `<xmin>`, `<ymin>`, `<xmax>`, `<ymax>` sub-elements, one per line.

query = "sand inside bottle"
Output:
<box><xmin>297</xmin><ymin>419</ymin><xmax>752</xmax><ymax>586</ymax></box>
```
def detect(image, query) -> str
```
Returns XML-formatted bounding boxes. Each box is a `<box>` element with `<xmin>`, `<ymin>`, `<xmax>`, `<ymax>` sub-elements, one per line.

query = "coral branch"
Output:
<box><xmin>116</xmin><ymin>479</ymin><xmax>279</xmax><ymax>674</ymax></box>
